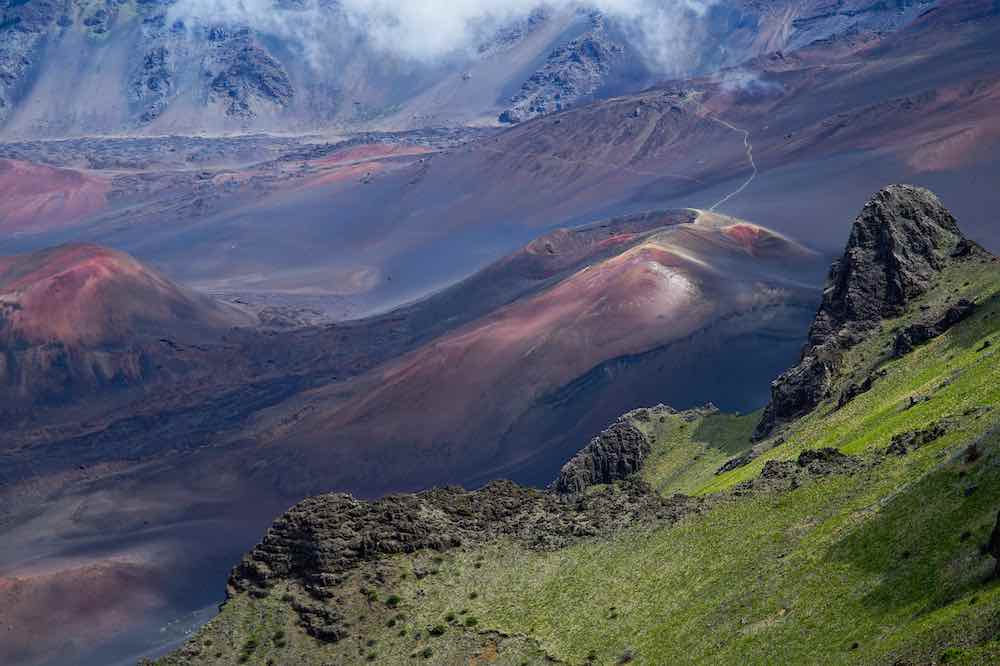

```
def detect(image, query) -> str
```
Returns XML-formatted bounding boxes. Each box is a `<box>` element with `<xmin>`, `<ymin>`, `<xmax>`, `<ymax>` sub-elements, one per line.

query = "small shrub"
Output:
<box><xmin>367</xmin><ymin>638</ymin><xmax>377</xmax><ymax>647</ymax></box>
<box><xmin>367</xmin><ymin>653</ymin><xmax>377</xmax><ymax>662</ymax></box>
<box><xmin>464</xmin><ymin>617</ymin><xmax>479</xmax><ymax>627</ymax></box>
<box><xmin>281</xmin><ymin>592</ymin><xmax>294</xmax><ymax>603</ymax></box>
<box><xmin>445</xmin><ymin>611</ymin><xmax>456</xmax><ymax>622</ymax></box>
<box><xmin>386</xmin><ymin>594</ymin><xmax>401</xmax><ymax>608</ymax></box>
<box><xmin>469</xmin><ymin>592</ymin><xmax>479</xmax><ymax>600</ymax></box>
<box><xmin>387</xmin><ymin>618</ymin><xmax>396</xmax><ymax>628</ymax></box>
<box><xmin>940</xmin><ymin>648</ymin><xmax>966</xmax><ymax>663</ymax></box>
<box><xmin>421</xmin><ymin>647</ymin><xmax>434</xmax><ymax>658</ymax></box>
<box><xmin>618</xmin><ymin>648</ymin><xmax>635</xmax><ymax>664</ymax></box>
<box><xmin>273</xmin><ymin>629</ymin><xmax>285</xmax><ymax>642</ymax></box>
<box><xmin>429</xmin><ymin>624</ymin><xmax>447</xmax><ymax>636</ymax></box>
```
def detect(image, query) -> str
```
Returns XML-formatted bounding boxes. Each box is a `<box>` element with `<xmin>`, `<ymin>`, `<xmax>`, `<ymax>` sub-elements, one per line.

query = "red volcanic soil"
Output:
<box><xmin>301</xmin><ymin>143</ymin><xmax>435</xmax><ymax>188</ymax></box>
<box><xmin>0</xmin><ymin>244</ymin><xmax>252</xmax><ymax>346</ymax></box>
<box><xmin>0</xmin><ymin>159</ymin><xmax>109</xmax><ymax>234</ymax></box>
<box><xmin>0</xmin><ymin>561</ymin><xmax>166</xmax><ymax>666</ymax></box>
<box><xmin>266</xmin><ymin>211</ymin><xmax>822</xmax><ymax>492</ymax></box>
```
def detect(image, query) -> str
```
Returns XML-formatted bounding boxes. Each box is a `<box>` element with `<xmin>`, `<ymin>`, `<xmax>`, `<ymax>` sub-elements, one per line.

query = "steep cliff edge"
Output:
<box><xmin>754</xmin><ymin>185</ymin><xmax>989</xmax><ymax>439</ymax></box>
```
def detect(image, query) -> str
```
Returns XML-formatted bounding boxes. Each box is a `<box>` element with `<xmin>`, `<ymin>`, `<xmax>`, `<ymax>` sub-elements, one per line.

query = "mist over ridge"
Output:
<box><xmin>168</xmin><ymin>0</ymin><xmax>718</xmax><ymax>72</ymax></box>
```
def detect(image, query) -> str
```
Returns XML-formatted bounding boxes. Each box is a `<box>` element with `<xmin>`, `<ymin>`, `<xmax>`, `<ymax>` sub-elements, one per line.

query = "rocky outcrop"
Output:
<box><xmin>749</xmin><ymin>449</ymin><xmax>862</xmax><ymax>491</ymax></box>
<box><xmin>554</xmin><ymin>419</ymin><xmax>650</xmax><ymax>494</ymax></box>
<box><xmin>892</xmin><ymin>299</ymin><xmax>977</xmax><ymax>357</ymax></box>
<box><xmin>754</xmin><ymin>185</ymin><xmax>975</xmax><ymax>440</ymax></box>
<box><xmin>755</xmin><ymin>355</ymin><xmax>833</xmax><ymax>438</ymax></box>
<box><xmin>837</xmin><ymin>368</ymin><xmax>887</xmax><ymax>409</ymax></box>
<box><xmin>204</xmin><ymin>26</ymin><xmax>294</xmax><ymax>119</ymax></box>
<box><xmin>499</xmin><ymin>13</ymin><xmax>624</xmax><ymax>124</ymax></box>
<box><xmin>228</xmin><ymin>479</ymin><xmax>696</xmax><ymax>642</ymax></box>
<box><xmin>0</xmin><ymin>0</ymin><xmax>58</xmax><ymax>124</ymax></box>
<box><xmin>885</xmin><ymin>420</ymin><xmax>951</xmax><ymax>456</ymax></box>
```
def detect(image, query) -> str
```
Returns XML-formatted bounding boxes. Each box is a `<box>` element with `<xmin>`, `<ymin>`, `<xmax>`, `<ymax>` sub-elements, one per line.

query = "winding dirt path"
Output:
<box><xmin>684</xmin><ymin>97</ymin><xmax>759</xmax><ymax>211</ymax></box>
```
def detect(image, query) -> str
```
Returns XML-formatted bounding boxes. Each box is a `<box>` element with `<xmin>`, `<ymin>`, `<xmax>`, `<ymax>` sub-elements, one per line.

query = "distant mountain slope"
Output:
<box><xmin>0</xmin><ymin>0</ymin><xmax>948</xmax><ymax>137</ymax></box>
<box><xmin>1</xmin><ymin>0</ymin><xmax>995</xmax><ymax>318</ymax></box>
<box><xmin>152</xmin><ymin>186</ymin><xmax>1000</xmax><ymax>665</ymax></box>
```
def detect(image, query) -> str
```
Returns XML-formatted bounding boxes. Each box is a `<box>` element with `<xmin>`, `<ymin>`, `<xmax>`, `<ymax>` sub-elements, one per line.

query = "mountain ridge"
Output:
<box><xmin>149</xmin><ymin>185</ymin><xmax>1000</xmax><ymax>665</ymax></box>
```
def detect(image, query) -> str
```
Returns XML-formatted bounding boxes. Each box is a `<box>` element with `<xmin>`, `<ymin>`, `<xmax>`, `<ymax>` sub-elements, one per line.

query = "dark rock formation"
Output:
<box><xmin>716</xmin><ymin>451</ymin><xmax>755</xmax><ymax>475</ymax></box>
<box><xmin>554</xmin><ymin>419</ymin><xmax>650</xmax><ymax>494</ymax></box>
<box><xmin>228</xmin><ymin>478</ymin><xmax>696</xmax><ymax>642</ymax></box>
<box><xmin>885</xmin><ymin>420</ymin><xmax>950</xmax><ymax>456</ymax></box>
<box><xmin>0</xmin><ymin>0</ymin><xmax>58</xmax><ymax>123</ymax></box>
<box><xmin>757</xmin><ymin>448</ymin><xmax>861</xmax><ymax>483</ymax></box>
<box><xmin>837</xmin><ymin>369</ymin><xmax>887</xmax><ymax>409</ymax></box>
<box><xmin>754</xmin><ymin>185</ymin><xmax>971</xmax><ymax>440</ymax></box>
<box><xmin>205</xmin><ymin>27</ymin><xmax>294</xmax><ymax>118</ymax></box>
<box><xmin>892</xmin><ymin>299</ymin><xmax>977</xmax><ymax>358</ymax></box>
<box><xmin>756</xmin><ymin>356</ymin><xmax>833</xmax><ymax>438</ymax></box>
<box><xmin>499</xmin><ymin>13</ymin><xmax>624</xmax><ymax>124</ymax></box>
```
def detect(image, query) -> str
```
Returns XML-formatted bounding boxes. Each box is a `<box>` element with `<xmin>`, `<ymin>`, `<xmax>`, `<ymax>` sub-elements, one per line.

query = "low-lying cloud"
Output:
<box><xmin>170</xmin><ymin>0</ymin><xmax>718</xmax><ymax>74</ymax></box>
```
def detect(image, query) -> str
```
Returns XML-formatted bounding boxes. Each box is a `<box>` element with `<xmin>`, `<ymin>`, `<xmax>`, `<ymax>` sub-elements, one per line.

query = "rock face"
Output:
<box><xmin>892</xmin><ymin>299</ymin><xmax>977</xmax><ymax>357</ymax></box>
<box><xmin>554</xmin><ymin>419</ymin><xmax>650</xmax><ymax>494</ymax></box>
<box><xmin>204</xmin><ymin>26</ymin><xmax>294</xmax><ymax>119</ymax></box>
<box><xmin>0</xmin><ymin>0</ymin><xmax>58</xmax><ymax>124</ymax></box>
<box><xmin>754</xmin><ymin>185</ymin><xmax>971</xmax><ymax>439</ymax></box>
<box><xmin>885</xmin><ymin>420</ymin><xmax>950</xmax><ymax>456</ymax></box>
<box><xmin>499</xmin><ymin>13</ymin><xmax>625</xmax><ymax>124</ymax></box>
<box><xmin>758</xmin><ymin>448</ymin><xmax>861</xmax><ymax>481</ymax></box>
<box><xmin>228</xmin><ymin>479</ymin><xmax>696</xmax><ymax>642</ymax></box>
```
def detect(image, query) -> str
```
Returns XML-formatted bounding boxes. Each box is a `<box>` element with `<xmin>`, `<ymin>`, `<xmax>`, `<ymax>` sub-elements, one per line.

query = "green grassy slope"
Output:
<box><xmin>153</xmin><ymin>253</ymin><xmax>1000</xmax><ymax>666</ymax></box>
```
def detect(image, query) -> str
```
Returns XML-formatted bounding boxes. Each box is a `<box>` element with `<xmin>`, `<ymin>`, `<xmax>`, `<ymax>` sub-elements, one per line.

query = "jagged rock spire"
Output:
<box><xmin>754</xmin><ymin>185</ymin><xmax>971</xmax><ymax>440</ymax></box>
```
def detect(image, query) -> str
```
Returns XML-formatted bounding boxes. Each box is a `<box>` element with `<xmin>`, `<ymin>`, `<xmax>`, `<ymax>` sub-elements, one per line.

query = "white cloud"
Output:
<box><xmin>169</xmin><ymin>0</ymin><xmax>718</xmax><ymax>74</ymax></box>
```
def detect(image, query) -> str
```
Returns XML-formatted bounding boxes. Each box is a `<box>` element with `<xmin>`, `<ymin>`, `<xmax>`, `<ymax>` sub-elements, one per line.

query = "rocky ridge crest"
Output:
<box><xmin>754</xmin><ymin>184</ymin><xmax>985</xmax><ymax>439</ymax></box>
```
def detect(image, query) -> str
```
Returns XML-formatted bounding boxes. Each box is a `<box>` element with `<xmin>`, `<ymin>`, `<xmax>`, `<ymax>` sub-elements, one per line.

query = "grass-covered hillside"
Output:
<box><xmin>152</xmin><ymin>189</ymin><xmax>1000</xmax><ymax>666</ymax></box>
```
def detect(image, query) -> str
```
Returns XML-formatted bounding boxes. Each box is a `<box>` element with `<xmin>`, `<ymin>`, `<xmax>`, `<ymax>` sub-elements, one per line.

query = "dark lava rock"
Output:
<box><xmin>796</xmin><ymin>448</ymin><xmax>860</xmax><ymax>475</ymax></box>
<box><xmin>837</xmin><ymin>369</ymin><xmax>887</xmax><ymax>409</ymax></box>
<box><xmin>206</xmin><ymin>28</ymin><xmax>294</xmax><ymax>118</ymax></box>
<box><xmin>228</xmin><ymin>476</ymin><xmax>697</xmax><ymax>642</ymax></box>
<box><xmin>758</xmin><ymin>448</ymin><xmax>861</xmax><ymax>485</ymax></box>
<box><xmin>755</xmin><ymin>185</ymin><xmax>970</xmax><ymax>440</ymax></box>
<box><xmin>755</xmin><ymin>355</ymin><xmax>833</xmax><ymax>440</ymax></box>
<box><xmin>716</xmin><ymin>451</ymin><xmax>755</xmax><ymax>475</ymax></box>
<box><xmin>554</xmin><ymin>419</ymin><xmax>649</xmax><ymax>494</ymax></box>
<box><xmin>499</xmin><ymin>13</ymin><xmax>624</xmax><ymax>124</ymax></box>
<box><xmin>892</xmin><ymin>299</ymin><xmax>977</xmax><ymax>358</ymax></box>
<box><xmin>885</xmin><ymin>420</ymin><xmax>950</xmax><ymax>456</ymax></box>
